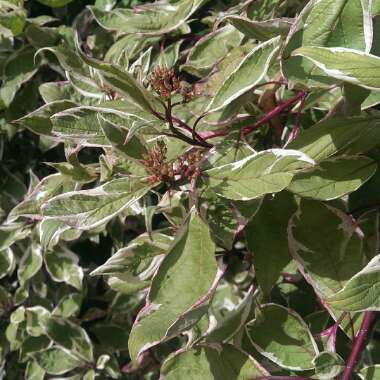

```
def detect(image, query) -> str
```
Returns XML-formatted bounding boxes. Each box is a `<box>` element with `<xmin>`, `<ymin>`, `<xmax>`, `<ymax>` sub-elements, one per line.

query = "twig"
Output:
<box><xmin>285</xmin><ymin>91</ymin><xmax>308</xmax><ymax>145</ymax></box>
<box><xmin>162</xmin><ymin>99</ymin><xmax>211</xmax><ymax>148</ymax></box>
<box><xmin>200</xmin><ymin>91</ymin><xmax>306</xmax><ymax>141</ymax></box>
<box><xmin>340</xmin><ymin>311</ymin><xmax>377</xmax><ymax>380</ymax></box>
<box><xmin>253</xmin><ymin>377</ymin><xmax>315</xmax><ymax>380</ymax></box>
<box><xmin>241</xmin><ymin>91</ymin><xmax>307</xmax><ymax>137</ymax></box>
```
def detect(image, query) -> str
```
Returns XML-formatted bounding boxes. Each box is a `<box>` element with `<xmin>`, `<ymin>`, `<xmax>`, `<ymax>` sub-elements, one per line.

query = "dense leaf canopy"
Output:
<box><xmin>1</xmin><ymin>0</ymin><xmax>380</xmax><ymax>379</ymax></box>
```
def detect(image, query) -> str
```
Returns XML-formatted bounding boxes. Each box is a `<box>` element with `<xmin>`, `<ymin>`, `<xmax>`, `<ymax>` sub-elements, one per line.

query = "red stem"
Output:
<box><xmin>201</xmin><ymin>91</ymin><xmax>306</xmax><ymax>141</ymax></box>
<box><xmin>286</xmin><ymin>91</ymin><xmax>308</xmax><ymax>144</ymax></box>
<box><xmin>241</xmin><ymin>91</ymin><xmax>306</xmax><ymax>136</ymax></box>
<box><xmin>254</xmin><ymin>377</ymin><xmax>314</xmax><ymax>380</ymax></box>
<box><xmin>340</xmin><ymin>311</ymin><xmax>377</xmax><ymax>380</ymax></box>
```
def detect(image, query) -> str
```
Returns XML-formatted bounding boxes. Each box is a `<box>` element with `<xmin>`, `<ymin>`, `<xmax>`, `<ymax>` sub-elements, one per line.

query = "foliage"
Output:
<box><xmin>2</xmin><ymin>0</ymin><xmax>380</xmax><ymax>379</ymax></box>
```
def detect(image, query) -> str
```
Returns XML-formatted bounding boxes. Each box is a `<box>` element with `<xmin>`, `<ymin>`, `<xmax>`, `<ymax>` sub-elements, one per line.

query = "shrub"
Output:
<box><xmin>1</xmin><ymin>0</ymin><xmax>380</xmax><ymax>379</ymax></box>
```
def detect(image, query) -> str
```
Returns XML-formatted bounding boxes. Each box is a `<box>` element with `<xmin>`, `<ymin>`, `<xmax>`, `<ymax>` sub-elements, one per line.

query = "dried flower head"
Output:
<box><xmin>148</xmin><ymin>66</ymin><xmax>180</xmax><ymax>99</ymax></box>
<box><xmin>142</xmin><ymin>142</ymin><xmax>204</xmax><ymax>186</ymax></box>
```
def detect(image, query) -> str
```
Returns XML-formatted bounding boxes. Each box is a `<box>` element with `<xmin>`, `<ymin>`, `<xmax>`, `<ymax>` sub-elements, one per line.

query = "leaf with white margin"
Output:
<box><xmin>91</xmin><ymin>231</ymin><xmax>172</xmax><ymax>276</ymax></box>
<box><xmin>0</xmin><ymin>248</ymin><xmax>14</xmax><ymax>279</ymax></box>
<box><xmin>282</xmin><ymin>0</ymin><xmax>373</xmax><ymax>87</ymax></box>
<box><xmin>292</xmin><ymin>47</ymin><xmax>380</xmax><ymax>90</ymax></box>
<box><xmin>360</xmin><ymin>365</ymin><xmax>380</xmax><ymax>380</ymax></box>
<box><xmin>44</xmin><ymin>247</ymin><xmax>83</xmax><ymax>290</ymax></box>
<box><xmin>33</xmin><ymin>347</ymin><xmax>81</xmax><ymax>375</ymax></box>
<box><xmin>8</xmin><ymin>173</ymin><xmax>75</xmax><ymax>221</ymax></box>
<box><xmin>327</xmin><ymin>254</ymin><xmax>380</xmax><ymax>311</ymax></box>
<box><xmin>287</xmin><ymin>156</ymin><xmax>377</xmax><ymax>200</ymax></box>
<box><xmin>289</xmin><ymin>199</ymin><xmax>365</xmax><ymax>299</ymax></box>
<box><xmin>128</xmin><ymin>209</ymin><xmax>222</xmax><ymax>362</ymax></box>
<box><xmin>77</xmin><ymin>47</ymin><xmax>160</xmax><ymax>113</ymax></box>
<box><xmin>313</xmin><ymin>352</ymin><xmax>345</xmax><ymax>379</ymax></box>
<box><xmin>160</xmin><ymin>344</ymin><xmax>268</xmax><ymax>379</ymax></box>
<box><xmin>89</xmin><ymin>0</ymin><xmax>208</xmax><ymax>36</ymax></box>
<box><xmin>246</xmin><ymin>303</ymin><xmax>319</xmax><ymax>371</ymax></box>
<box><xmin>51</xmin><ymin>106</ymin><xmax>130</xmax><ymax>147</ymax></box>
<box><xmin>24</xmin><ymin>360</ymin><xmax>45</xmax><ymax>380</ymax></box>
<box><xmin>98</xmin><ymin>113</ymin><xmax>148</xmax><ymax>160</ymax></box>
<box><xmin>205</xmin><ymin>149</ymin><xmax>314</xmax><ymax>201</ymax></box>
<box><xmin>206</xmin><ymin>36</ymin><xmax>280</xmax><ymax>113</ymax></box>
<box><xmin>37</xmin><ymin>46</ymin><xmax>103</xmax><ymax>98</ymax></box>
<box><xmin>25</xmin><ymin>306</ymin><xmax>51</xmax><ymax>337</ymax></box>
<box><xmin>39</xmin><ymin>219</ymin><xmax>81</xmax><ymax>251</ymax></box>
<box><xmin>181</xmin><ymin>25</ymin><xmax>243</xmax><ymax>77</ymax></box>
<box><xmin>45</xmin><ymin>316</ymin><xmax>93</xmax><ymax>362</ymax></box>
<box><xmin>13</xmin><ymin>100</ymin><xmax>77</xmax><ymax>136</ymax></box>
<box><xmin>225</xmin><ymin>16</ymin><xmax>292</xmax><ymax>41</ymax></box>
<box><xmin>204</xmin><ymin>285</ymin><xmax>256</xmax><ymax>344</ymax></box>
<box><xmin>0</xmin><ymin>223</ymin><xmax>30</xmax><ymax>250</ymax></box>
<box><xmin>246</xmin><ymin>191</ymin><xmax>296</xmax><ymax>295</ymax></box>
<box><xmin>0</xmin><ymin>46</ymin><xmax>40</xmax><ymax>107</ymax></box>
<box><xmin>42</xmin><ymin>177</ymin><xmax>152</xmax><ymax>230</ymax></box>
<box><xmin>287</xmin><ymin>115</ymin><xmax>380</xmax><ymax>162</ymax></box>
<box><xmin>17</xmin><ymin>243</ymin><xmax>43</xmax><ymax>285</ymax></box>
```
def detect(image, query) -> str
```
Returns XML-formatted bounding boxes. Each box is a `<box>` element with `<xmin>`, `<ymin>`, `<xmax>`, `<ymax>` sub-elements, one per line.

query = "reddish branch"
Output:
<box><xmin>241</xmin><ymin>91</ymin><xmax>307</xmax><ymax>137</ymax></box>
<box><xmin>340</xmin><ymin>311</ymin><xmax>377</xmax><ymax>380</ymax></box>
<box><xmin>254</xmin><ymin>377</ymin><xmax>314</xmax><ymax>380</ymax></box>
<box><xmin>201</xmin><ymin>90</ymin><xmax>306</xmax><ymax>141</ymax></box>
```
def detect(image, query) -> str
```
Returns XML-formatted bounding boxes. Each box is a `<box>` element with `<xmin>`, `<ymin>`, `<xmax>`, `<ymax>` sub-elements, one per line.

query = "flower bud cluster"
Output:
<box><xmin>142</xmin><ymin>141</ymin><xmax>204</xmax><ymax>186</ymax></box>
<box><xmin>148</xmin><ymin>66</ymin><xmax>195</xmax><ymax>102</ymax></box>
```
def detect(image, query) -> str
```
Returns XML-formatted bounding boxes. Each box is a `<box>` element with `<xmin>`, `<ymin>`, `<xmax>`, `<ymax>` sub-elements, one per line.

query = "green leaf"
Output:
<box><xmin>246</xmin><ymin>192</ymin><xmax>296</xmax><ymax>295</ymax></box>
<box><xmin>313</xmin><ymin>352</ymin><xmax>345</xmax><ymax>379</ymax></box>
<box><xmin>0</xmin><ymin>248</ymin><xmax>14</xmax><ymax>279</ymax></box>
<box><xmin>37</xmin><ymin>0</ymin><xmax>74</xmax><ymax>7</ymax></box>
<box><xmin>287</xmin><ymin>115</ymin><xmax>380</xmax><ymax>162</ymax></box>
<box><xmin>182</xmin><ymin>25</ymin><xmax>243</xmax><ymax>77</ymax></box>
<box><xmin>288</xmin><ymin>200</ymin><xmax>365</xmax><ymax>299</ymax></box>
<box><xmin>98</xmin><ymin>113</ymin><xmax>148</xmax><ymax>160</ymax></box>
<box><xmin>14</xmin><ymin>100</ymin><xmax>77</xmax><ymax>136</ymax></box>
<box><xmin>8</xmin><ymin>173</ymin><xmax>75</xmax><ymax>221</ymax></box>
<box><xmin>343</xmin><ymin>82</ymin><xmax>370</xmax><ymax>115</ymax></box>
<box><xmin>292</xmin><ymin>46</ymin><xmax>380</xmax><ymax>90</ymax></box>
<box><xmin>44</xmin><ymin>247</ymin><xmax>83</xmax><ymax>290</ymax></box>
<box><xmin>38</xmin><ymin>46</ymin><xmax>103</xmax><ymax>97</ymax></box>
<box><xmin>225</xmin><ymin>16</ymin><xmax>292</xmax><ymax>41</ymax></box>
<box><xmin>206</xmin><ymin>36</ymin><xmax>280</xmax><ymax>113</ymax></box>
<box><xmin>42</xmin><ymin>177</ymin><xmax>152</xmax><ymax>230</ymax></box>
<box><xmin>0</xmin><ymin>1</ymin><xmax>26</xmax><ymax>36</ymax></box>
<box><xmin>205</xmin><ymin>286</ymin><xmax>255</xmax><ymax>343</ymax></box>
<box><xmin>107</xmin><ymin>274</ymin><xmax>149</xmax><ymax>295</ymax></box>
<box><xmin>91</xmin><ymin>231</ymin><xmax>172</xmax><ymax>276</ymax></box>
<box><xmin>51</xmin><ymin>106</ymin><xmax>121</xmax><ymax>146</ymax></box>
<box><xmin>205</xmin><ymin>149</ymin><xmax>314</xmax><ymax>200</ymax></box>
<box><xmin>0</xmin><ymin>46</ymin><xmax>39</xmax><ymax>108</ymax></box>
<box><xmin>17</xmin><ymin>243</ymin><xmax>43</xmax><ymax>285</ymax></box>
<box><xmin>160</xmin><ymin>344</ymin><xmax>268</xmax><ymax>379</ymax></box>
<box><xmin>246</xmin><ymin>304</ymin><xmax>318</xmax><ymax>370</ymax></box>
<box><xmin>89</xmin><ymin>0</ymin><xmax>208</xmax><ymax>36</ymax></box>
<box><xmin>25</xmin><ymin>306</ymin><xmax>50</xmax><ymax>337</ymax></box>
<box><xmin>77</xmin><ymin>50</ymin><xmax>159</xmax><ymax>112</ymax></box>
<box><xmin>24</xmin><ymin>360</ymin><xmax>45</xmax><ymax>380</ymax></box>
<box><xmin>360</xmin><ymin>366</ymin><xmax>380</xmax><ymax>380</ymax></box>
<box><xmin>128</xmin><ymin>209</ymin><xmax>220</xmax><ymax>361</ymax></box>
<box><xmin>53</xmin><ymin>293</ymin><xmax>82</xmax><ymax>318</ymax></box>
<box><xmin>34</xmin><ymin>347</ymin><xmax>81</xmax><ymax>375</ymax></box>
<box><xmin>282</xmin><ymin>0</ymin><xmax>373</xmax><ymax>87</ymax></box>
<box><xmin>287</xmin><ymin>156</ymin><xmax>377</xmax><ymax>200</ymax></box>
<box><xmin>20</xmin><ymin>335</ymin><xmax>50</xmax><ymax>359</ymax></box>
<box><xmin>45</xmin><ymin>316</ymin><xmax>93</xmax><ymax>362</ymax></box>
<box><xmin>0</xmin><ymin>223</ymin><xmax>30</xmax><ymax>251</ymax></box>
<box><xmin>327</xmin><ymin>254</ymin><xmax>380</xmax><ymax>311</ymax></box>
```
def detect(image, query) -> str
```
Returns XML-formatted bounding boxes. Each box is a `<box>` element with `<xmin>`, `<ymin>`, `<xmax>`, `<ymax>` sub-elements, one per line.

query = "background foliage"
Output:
<box><xmin>1</xmin><ymin>0</ymin><xmax>380</xmax><ymax>379</ymax></box>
